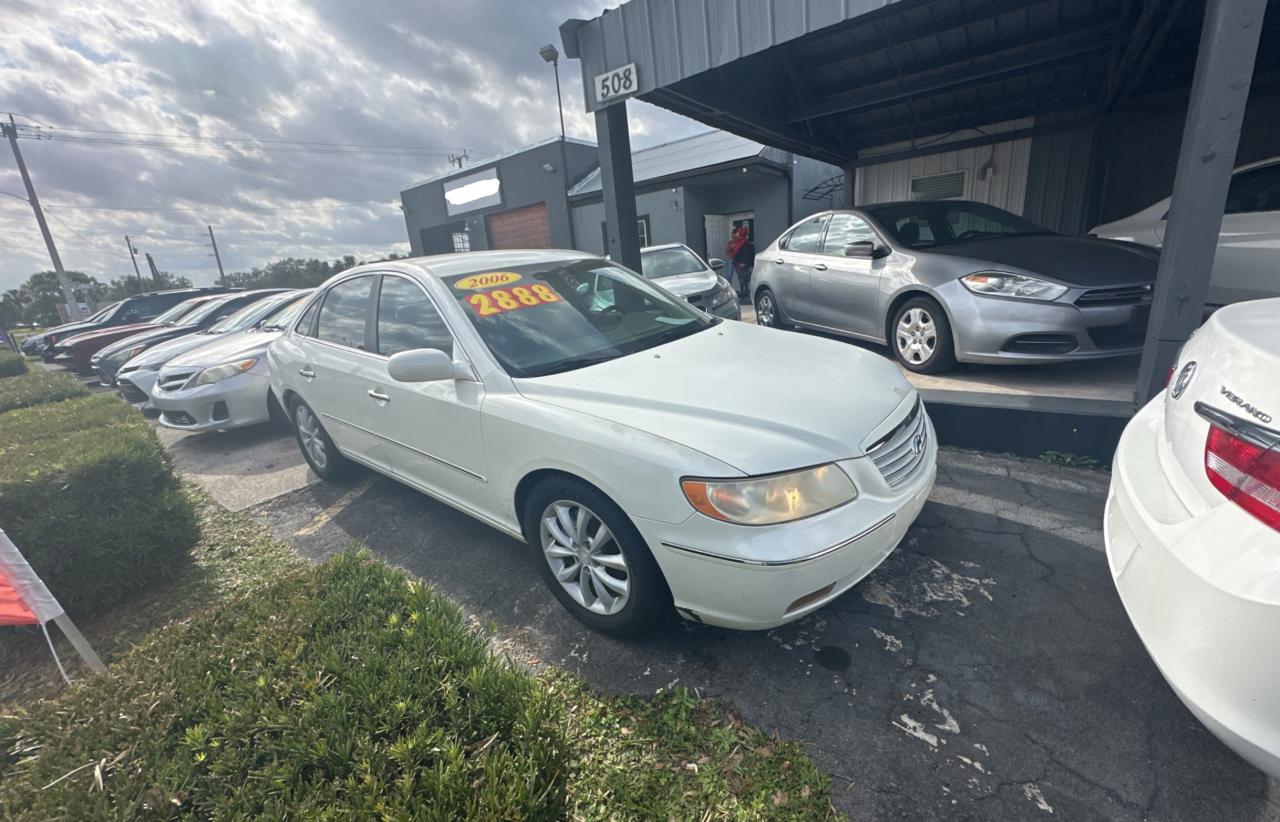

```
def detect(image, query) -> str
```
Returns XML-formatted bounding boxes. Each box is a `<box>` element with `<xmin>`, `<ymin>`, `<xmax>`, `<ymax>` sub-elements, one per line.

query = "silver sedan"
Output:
<box><xmin>751</xmin><ymin>201</ymin><xmax>1159</xmax><ymax>373</ymax></box>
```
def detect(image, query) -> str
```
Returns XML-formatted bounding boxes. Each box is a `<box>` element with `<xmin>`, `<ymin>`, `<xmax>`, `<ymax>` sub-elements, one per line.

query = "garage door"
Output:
<box><xmin>486</xmin><ymin>203</ymin><xmax>550</xmax><ymax>249</ymax></box>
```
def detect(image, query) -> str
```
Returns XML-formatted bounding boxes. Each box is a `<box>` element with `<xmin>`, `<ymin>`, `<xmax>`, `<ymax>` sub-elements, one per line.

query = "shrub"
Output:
<box><xmin>0</xmin><ymin>554</ymin><xmax>572</xmax><ymax>820</ymax></box>
<box><xmin>0</xmin><ymin>369</ymin><xmax>87</xmax><ymax>413</ymax></box>
<box><xmin>0</xmin><ymin>401</ymin><xmax>197</xmax><ymax>614</ymax></box>
<box><xmin>0</xmin><ymin>351</ymin><xmax>28</xmax><ymax>378</ymax></box>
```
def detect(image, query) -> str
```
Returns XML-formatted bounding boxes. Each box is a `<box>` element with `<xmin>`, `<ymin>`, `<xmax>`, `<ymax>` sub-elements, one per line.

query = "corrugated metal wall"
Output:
<box><xmin>855</xmin><ymin>118</ymin><xmax>1033</xmax><ymax>212</ymax></box>
<box><xmin>1022</xmin><ymin>113</ymin><xmax>1096</xmax><ymax>234</ymax></box>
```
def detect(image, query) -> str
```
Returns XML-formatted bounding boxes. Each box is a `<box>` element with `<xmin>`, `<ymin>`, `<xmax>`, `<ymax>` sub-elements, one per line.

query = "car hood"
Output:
<box><xmin>164</xmin><ymin>328</ymin><xmax>278</xmax><ymax>370</ymax></box>
<box><xmin>122</xmin><ymin>330</ymin><xmax>224</xmax><ymax>370</ymax></box>
<box><xmin>514</xmin><ymin>320</ymin><xmax>914</xmax><ymax>475</ymax></box>
<box><xmin>98</xmin><ymin>326</ymin><xmax>195</xmax><ymax>359</ymax></box>
<box><xmin>929</xmin><ymin>234</ymin><xmax>1159</xmax><ymax>287</ymax></box>
<box><xmin>651</xmin><ymin>270</ymin><xmax>718</xmax><ymax>298</ymax></box>
<box><xmin>46</xmin><ymin>320</ymin><xmax>103</xmax><ymax>340</ymax></box>
<box><xmin>63</xmin><ymin>322</ymin><xmax>156</xmax><ymax>347</ymax></box>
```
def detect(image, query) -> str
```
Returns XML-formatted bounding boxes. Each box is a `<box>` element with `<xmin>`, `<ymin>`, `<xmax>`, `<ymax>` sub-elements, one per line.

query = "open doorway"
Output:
<box><xmin>705</xmin><ymin>211</ymin><xmax>755</xmax><ymax>297</ymax></box>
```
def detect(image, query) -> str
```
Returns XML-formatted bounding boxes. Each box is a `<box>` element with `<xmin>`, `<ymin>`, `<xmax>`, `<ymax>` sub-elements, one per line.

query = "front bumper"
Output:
<box><xmin>116</xmin><ymin>369</ymin><xmax>158</xmax><ymax>407</ymax></box>
<box><xmin>635</xmin><ymin>416</ymin><xmax>936</xmax><ymax>630</ymax></box>
<box><xmin>940</xmin><ymin>280</ymin><xmax>1149</xmax><ymax>364</ymax></box>
<box><xmin>1106</xmin><ymin>398</ymin><xmax>1280</xmax><ymax>777</ymax></box>
<box><xmin>151</xmin><ymin>372</ymin><xmax>272</xmax><ymax>433</ymax></box>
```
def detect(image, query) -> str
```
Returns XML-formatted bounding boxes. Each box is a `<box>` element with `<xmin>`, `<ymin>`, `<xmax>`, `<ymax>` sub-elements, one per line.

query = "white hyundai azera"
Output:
<box><xmin>269</xmin><ymin>250</ymin><xmax>936</xmax><ymax>635</ymax></box>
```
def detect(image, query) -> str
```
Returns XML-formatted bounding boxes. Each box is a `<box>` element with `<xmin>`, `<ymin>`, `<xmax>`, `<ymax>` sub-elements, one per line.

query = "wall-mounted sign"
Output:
<box><xmin>595</xmin><ymin>62</ymin><xmax>638</xmax><ymax>104</ymax></box>
<box><xmin>444</xmin><ymin>168</ymin><xmax>502</xmax><ymax>216</ymax></box>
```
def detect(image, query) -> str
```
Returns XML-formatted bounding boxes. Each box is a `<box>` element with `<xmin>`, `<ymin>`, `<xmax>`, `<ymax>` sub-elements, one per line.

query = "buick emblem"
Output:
<box><xmin>912</xmin><ymin>430</ymin><xmax>926</xmax><ymax>455</ymax></box>
<box><xmin>1171</xmin><ymin>361</ymin><xmax>1197</xmax><ymax>399</ymax></box>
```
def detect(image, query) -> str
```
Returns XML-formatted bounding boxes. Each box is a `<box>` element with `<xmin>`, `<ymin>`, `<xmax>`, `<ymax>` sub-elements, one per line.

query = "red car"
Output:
<box><xmin>54</xmin><ymin>295</ymin><xmax>220</xmax><ymax>370</ymax></box>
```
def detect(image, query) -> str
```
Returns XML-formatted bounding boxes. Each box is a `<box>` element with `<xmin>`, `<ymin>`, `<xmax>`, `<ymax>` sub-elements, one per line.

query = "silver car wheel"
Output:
<box><xmin>295</xmin><ymin>404</ymin><xmax>328</xmax><ymax>470</ymax></box>
<box><xmin>540</xmin><ymin>500</ymin><xmax>630</xmax><ymax>616</ymax></box>
<box><xmin>896</xmin><ymin>307</ymin><xmax>938</xmax><ymax>365</ymax></box>
<box><xmin>756</xmin><ymin>292</ymin><xmax>776</xmax><ymax>327</ymax></box>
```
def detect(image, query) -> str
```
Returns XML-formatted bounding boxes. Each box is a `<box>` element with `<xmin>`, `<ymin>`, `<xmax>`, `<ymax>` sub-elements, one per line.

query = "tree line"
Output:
<box><xmin>1</xmin><ymin>253</ymin><xmax>403</xmax><ymax>327</ymax></box>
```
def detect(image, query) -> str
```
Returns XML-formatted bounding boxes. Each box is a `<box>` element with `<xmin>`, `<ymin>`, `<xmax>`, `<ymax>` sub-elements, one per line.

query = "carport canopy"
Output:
<box><xmin>560</xmin><ymin>0</ymin><xmax>1274</xmax><ymax>405</ymax></box>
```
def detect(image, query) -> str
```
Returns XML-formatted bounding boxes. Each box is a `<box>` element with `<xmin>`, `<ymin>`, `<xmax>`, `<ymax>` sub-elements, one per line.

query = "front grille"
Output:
<box><xmin>685</xmin><ymin>291</ymin><xmax>711</xmax><ymax>309</ymax></box>
<box><xmin>867</xmin><ymin>400</ymin><xmax>929</xmax><ymax>489</ymax></box>
<box><xmin>117</xmin><ymin>381</ymin><xmax>148</xmax><ymax>404</ymax></box>
<box><xmin>1001</xmin><ymin>333</ymin><xmax>1079</xmax><ymax>355</ymax></box>
<box><xmin>162</xmin><ymin>410</ymin><xmax>197</xmax><ymax>426</ymax></box>
<box><xmin>1075</xmin><ymin>284</ymin><xmax>1153</xmax><ymax>306</ymax></box>
<box><xmin>1087</xmin><ymin>324</ymin><xmax>1146</xmax><ymax>349</ymax></box>
<box><xmin>157</xmin><ymin>370</ymin><xmax>197</xmax><ymax>392</ymax></box>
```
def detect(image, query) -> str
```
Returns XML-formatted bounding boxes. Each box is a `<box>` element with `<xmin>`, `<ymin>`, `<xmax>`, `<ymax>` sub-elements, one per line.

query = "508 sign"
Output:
<box><xmin>595</xmin><ymin>63</ymin><xmax>638</xmax><ymax>103</ymax></box>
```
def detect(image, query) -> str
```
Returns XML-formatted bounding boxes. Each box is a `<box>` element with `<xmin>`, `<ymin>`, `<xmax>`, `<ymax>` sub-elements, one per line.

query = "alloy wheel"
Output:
<box><xmin>896</xmin><ymin>307</ymin><xmax>938</xmax><ymax>366</ymax></box>
<box><xmin>756</xmin><ymin>292</ymin><xmax>776</xmax><ymax>327</ymax></box>
<box><xmin>295</xmin><ymin>405</ymin><xmax>328</xmax><ymax>470</ymax></box>
<box><xmin>539</xmin><ymin>500</ymin><xmax>630</xmax><ymax>615</ymax></box>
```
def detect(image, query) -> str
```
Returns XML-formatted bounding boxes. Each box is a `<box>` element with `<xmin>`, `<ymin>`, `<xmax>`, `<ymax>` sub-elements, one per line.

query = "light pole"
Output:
<box><xmin>540</xmin><ymin>43</ymin><xmax>576</xmax><ymax>249</ymax></box>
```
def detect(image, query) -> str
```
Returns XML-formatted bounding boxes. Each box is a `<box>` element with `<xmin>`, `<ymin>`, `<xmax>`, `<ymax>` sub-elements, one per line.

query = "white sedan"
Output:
<box><xmin>269</xmin><ymin>250</ymin><xmax>935</xmax><ymax>635</ymax></box>
<box><xmin>1106</xmin><ymin>297</ymin><xmax>1280</xmax><ymax>776</ymax></box>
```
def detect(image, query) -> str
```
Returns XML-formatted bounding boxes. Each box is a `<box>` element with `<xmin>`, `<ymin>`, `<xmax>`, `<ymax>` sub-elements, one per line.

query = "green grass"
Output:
<box><xmin>0</xmin><ymin>351</ymin><xmax>28</xmax><ymax>378</ymax></box>
<box><xmin>0</xmin><ymin>368</ymin><xmax>87</xmax><ymax>413</ymax></box>
<box><xmin>0</xmin><ymin>493</ymin><xmax>832</xmax><ymax>820</ymax></box>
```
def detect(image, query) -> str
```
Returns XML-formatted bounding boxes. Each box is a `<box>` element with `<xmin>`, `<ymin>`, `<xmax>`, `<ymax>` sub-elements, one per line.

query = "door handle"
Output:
<box><xmin>773</xmin><ymin>257</ymin><xmax>784</xmax><ymax>264</ymax></box>
<box><xmin>813</xmin><ymin>263</ymin><xmax>829</xmax><ymax>271</ymax></box>
<box><xmin>367</xmin><ymin>389</ymin><xmax>390</xmax><ymax>403</ymax></box>
<box><xmin>298</xmin><ymin>367</ymin><xmax>315</xmax><ymax>379</ymax></box>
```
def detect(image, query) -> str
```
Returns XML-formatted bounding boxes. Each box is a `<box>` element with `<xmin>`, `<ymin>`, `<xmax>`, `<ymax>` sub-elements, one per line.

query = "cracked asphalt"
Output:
<box><xmin>168</xmin><ymin>427</ymin><xmax>1279</xmax><ymax>821</ymax></box>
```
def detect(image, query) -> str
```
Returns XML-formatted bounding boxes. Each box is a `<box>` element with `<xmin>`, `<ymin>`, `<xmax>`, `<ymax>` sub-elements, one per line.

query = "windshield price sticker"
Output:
<box><xmin>466</xmin><ymin>284</ymin><xmax>562</xmax><ymax>317</ymax></box>
<box><xmin>453</xmin><ymin>272</ymin><xmax>522</xmax><ymax>290</ymax></box>
<box><xmin>595</xmin><ymin>63</ymin><xmax>638</xmax><ymax>103</ymax></box>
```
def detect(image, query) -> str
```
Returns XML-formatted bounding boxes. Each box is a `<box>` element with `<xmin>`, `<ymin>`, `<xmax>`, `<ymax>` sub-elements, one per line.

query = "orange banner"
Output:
<box><xmin>0</xmin><ymin>570</ymin><xmax>39</xmax><ymax>626</ymax></box>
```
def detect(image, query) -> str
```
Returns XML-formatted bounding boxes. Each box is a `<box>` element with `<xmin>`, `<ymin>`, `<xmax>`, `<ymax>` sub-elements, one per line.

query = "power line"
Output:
<box><xmin>39</xmin><ymin>208</ymin><xmax>132</xmax><ymax>259</ymax></box>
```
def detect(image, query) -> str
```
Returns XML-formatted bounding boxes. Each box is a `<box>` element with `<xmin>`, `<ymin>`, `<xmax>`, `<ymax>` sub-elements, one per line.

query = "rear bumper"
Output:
<box><xmin>1106</xmin><ymin>398</ymin><xmax>1280</xmax><ymax>777</ymax></box>
<box><xmin>151</xmin><ymin>372</ymin><xmax>272</xmax><ymax>432</ymax></box>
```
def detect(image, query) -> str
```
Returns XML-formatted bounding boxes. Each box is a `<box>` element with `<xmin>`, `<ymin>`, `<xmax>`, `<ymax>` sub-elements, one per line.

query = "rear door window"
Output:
<box><xmin>315</xmin><ymin>276</ymin><xmax>373</xmax><ymax>349</ymax></box>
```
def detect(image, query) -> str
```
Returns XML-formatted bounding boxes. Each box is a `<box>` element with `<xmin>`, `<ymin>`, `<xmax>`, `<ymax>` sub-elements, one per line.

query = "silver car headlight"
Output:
<box><xmin>681</xmin><ymin>464</ymin><xmax>857</xmax><ymax>525</ymax></box>
<box><xmin>960</xmin><ymin>272</ymin><xmax>1067</xmax><ymax>301</ymax></box>
<box><xmin>710</xmin><ymin>276</ymin><xmax>737</xmax><ymax>309</ymax></box>
<box><xmin>192</xmin><ymin>358</ymin><xmax>258</xmax><ymax>386</ymax></box>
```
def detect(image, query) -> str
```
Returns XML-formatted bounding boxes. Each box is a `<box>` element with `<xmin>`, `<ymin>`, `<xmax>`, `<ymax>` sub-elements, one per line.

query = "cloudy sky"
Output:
<box><xmin>0</xmin><ymin>0</ymin><xmax>706</xmax><ymax>293</ymax></box>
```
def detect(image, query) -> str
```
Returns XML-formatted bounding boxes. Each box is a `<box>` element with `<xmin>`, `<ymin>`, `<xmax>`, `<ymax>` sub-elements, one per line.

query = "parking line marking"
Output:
<box><xmin>294</xmin><ymin>477</ymin><xmax>377</xmax><ymax>537</ymax></box>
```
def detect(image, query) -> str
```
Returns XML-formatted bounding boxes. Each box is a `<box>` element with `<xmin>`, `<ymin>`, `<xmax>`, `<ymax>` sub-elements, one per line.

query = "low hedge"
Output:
<box><xmin>0</xmin><ymin>399</ymin><xmax>197</xmax><ymax>614</ymax></box>
<box><xmin>0</xmin><ymin>369</ymin><xmax>87</xmax><ymax>413</ymax></box>
<box><xmin>0</xmin><ymin>351</ymin><xmax>28</xmax><ymax>378</ymax></box>
<box><xmin>0</xmin><ymin>554</ymin><xmax>572</xmax><ymax>819</ymax></box>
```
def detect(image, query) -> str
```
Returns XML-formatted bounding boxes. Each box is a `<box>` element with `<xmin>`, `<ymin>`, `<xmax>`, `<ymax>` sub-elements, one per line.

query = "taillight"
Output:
<box><xmin>1205</xmin><ymin>425</ymin><xmax>1280</xmax><ymax>531</ymax></box>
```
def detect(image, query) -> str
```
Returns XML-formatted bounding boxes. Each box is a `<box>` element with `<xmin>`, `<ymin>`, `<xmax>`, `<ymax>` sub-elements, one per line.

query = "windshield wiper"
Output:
<box><xmin>641</xmin><ymin>319</ymin><xmax>714</xmax><ymax>349</ymax></box>
<box><xmin>523</xmin><ymin>352</ymin><xmax>619</xmax><ymax>378</ymax></box>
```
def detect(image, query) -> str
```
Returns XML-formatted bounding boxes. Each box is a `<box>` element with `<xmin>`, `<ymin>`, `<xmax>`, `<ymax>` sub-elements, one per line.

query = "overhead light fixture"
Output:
<box><xmin>539</xmin><ymin>44</ymin><xmax>559</xmax><ymax>63</ymax></box>
<box><xmin>542</xmin><ymin>162</ymin><xmax>555</xmax><ymax>172</ymax></box>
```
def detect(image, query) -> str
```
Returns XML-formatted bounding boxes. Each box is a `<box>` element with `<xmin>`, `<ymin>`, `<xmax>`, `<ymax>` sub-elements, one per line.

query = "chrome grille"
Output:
<box><xmin>867</xmin><ymin>400</ymin><xmax>929</xmax><ymax>489</ymax></box>
<box><xmin>157</xmin><ymin>370</ymin><xmax>198</xmax><ymax>392</ymax></box>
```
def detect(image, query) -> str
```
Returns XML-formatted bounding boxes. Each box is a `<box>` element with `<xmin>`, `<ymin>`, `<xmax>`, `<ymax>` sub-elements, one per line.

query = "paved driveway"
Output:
<box><xmin>165</xmin><ymin>428</ymin><xmax>1279</xmax><ymax>821</ymax></box>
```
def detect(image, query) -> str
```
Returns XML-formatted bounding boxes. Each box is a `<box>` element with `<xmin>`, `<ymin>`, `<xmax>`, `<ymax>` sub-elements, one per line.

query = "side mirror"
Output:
<box><xmin>708</xmin><ymin>257</ymin><xmax>726</xmax><ymax>271</ymax></box>
<box><xmin>387</xmin><ymin>348</ymin><xmax>460</xmax><ymax>383</ymax></box>
<box><xmin>844</xmin><ymin>241</ymin><xmax>878</xmax><ymax>258</ymax></box>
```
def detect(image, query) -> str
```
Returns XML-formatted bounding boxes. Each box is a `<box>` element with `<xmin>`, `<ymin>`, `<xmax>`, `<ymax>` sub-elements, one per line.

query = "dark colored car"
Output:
<box><xmin>54</xmin><ymin>295</ymin><xmax>222</xmax><ymax>370</ymax></box>
<box><xmin>91</xmin><ymin>289</ymin><xmax>291</xmax><ymax>384</ymax></box>
<box><xmin>38</xmin><ymin>287</ymin><xmax>233</xmax><ymax>362</ymax></box>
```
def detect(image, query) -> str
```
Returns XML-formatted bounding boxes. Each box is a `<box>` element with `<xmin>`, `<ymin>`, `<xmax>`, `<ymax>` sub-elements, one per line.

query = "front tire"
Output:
<box><xmin>754</xmin><ymin>288</ymin><xmax>790</xmax><ymax>330</ymax></box>
<box><xmin>891</xmin><ymin>296</ymin><xmax>957</xmax><ymax>374</ymax></box>
<box><xmin>290</xmin><ymin>398</ymin><xmax>351</xmax><ymax>480</ymax></box>
<box><xmin>522</xmin><ymin>477</ymin><xmax>668</xmax><ymax>636</ymax></box>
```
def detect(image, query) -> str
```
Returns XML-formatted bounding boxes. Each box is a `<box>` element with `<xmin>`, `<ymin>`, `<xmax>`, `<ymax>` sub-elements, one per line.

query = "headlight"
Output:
<box><xmin>681</xmin><ymin>464</ymin><xmax>857</xmax><ymax>525</ymax></box>
<box><xmin>960</xmin><ymin>272</ymin><xmax>1067</xmax><ymax>301</ymax></box>
<box><xmin>192</xmin><ymin>358</ymin><xmax>258</xmax><ymax>386</ymax></box>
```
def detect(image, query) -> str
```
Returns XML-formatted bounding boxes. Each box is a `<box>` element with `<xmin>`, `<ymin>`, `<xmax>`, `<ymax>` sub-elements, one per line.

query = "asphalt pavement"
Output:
<box><xmin>156</xmin><ymin>424</ymin><xmax>1280</xmax><ymax>822</ymax></box>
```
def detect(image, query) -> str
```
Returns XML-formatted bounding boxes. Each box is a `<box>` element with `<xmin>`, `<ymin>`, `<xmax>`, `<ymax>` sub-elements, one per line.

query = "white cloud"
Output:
<box><xmin>0</xmin><ymin>0</ymin><xmax>706</xmax><ymax>291</ymax></box>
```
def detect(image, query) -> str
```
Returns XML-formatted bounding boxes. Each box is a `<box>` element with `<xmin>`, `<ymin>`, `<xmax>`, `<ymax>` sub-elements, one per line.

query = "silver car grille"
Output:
<box><xmin>1075</xmin><ymin>284</ymin><xmax>1153</xmax><ymax>306</ymax></box>
<box><xmin>867</xmin><ymin>400</ymin><xmax>929</xmax><ymax>489</ymax></box>
<box><xmin>157</xmin><ymin>370</ymin><xmax>198</xmax><ymax>392</ymax></box>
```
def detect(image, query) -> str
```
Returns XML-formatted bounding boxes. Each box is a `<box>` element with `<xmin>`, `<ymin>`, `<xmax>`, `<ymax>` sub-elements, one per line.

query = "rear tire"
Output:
<box><xmin>290</xmin><ymin>398</ymin><xmax>351</xmax><ymax>480</ymax></box>
<box><xmin>754</xmin><ymin>288</ymin><xmax>791</xmax><ymax>330</ymax></box>
<box><xmin>890</xmin><ymin>296</ymin><xmax>957</xmax><ymax>374</ymax></box>
<box><xmin>522</xmin><ymin>477</ymin><xmax>669</xmax><ymax>637</ymax></box>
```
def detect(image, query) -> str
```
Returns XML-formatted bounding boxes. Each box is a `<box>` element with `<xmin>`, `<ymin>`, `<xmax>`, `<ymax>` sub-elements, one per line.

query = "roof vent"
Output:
<box><xmin>910</xmin><ymin>171</ymin><xmax>966</xmax><ymax>201</ymax></box>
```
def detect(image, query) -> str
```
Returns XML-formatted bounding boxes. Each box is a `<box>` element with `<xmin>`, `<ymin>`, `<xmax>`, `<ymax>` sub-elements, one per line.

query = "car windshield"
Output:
<box><xmin>208</xmin><ymin>291</ymin><xmax>297</xmax><ymax>333</ymax></box>
<box><xmin>442</xmin><ymin>259</ymin><xmax>716</xmax><ymax>378</ymax></box>
<box><xmin>153</xmin><ymin>298</ymin><xmax>206</xmax><ymax>324</ymax></box>
<box><xmin>176</xmin><ymin>295</ymin><xmax>236</xmax><ymax>327</ymax></box>
<box><xmin>259</xmin><ymin>293</ymin><xmax>313</xmax><ymax>330</ymax></box>
<box><xmin>87</xmin><ymin>302</ymin><xmax>118</xmax><ymax>322</ymax></box>
<box><xmin>639</xmin><ymin>246</ymin><xmax>706</xmax><ymax>279</ymax></box>
<box><xmin>867</xmin><ymin>202</ymin><xmax>1050</xmax><ymax>249</ymax></box>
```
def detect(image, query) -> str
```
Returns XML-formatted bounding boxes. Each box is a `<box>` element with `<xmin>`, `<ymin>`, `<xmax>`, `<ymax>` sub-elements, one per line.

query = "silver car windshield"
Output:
<box><xmin>442</xmin><ymin>259</ymin><xmax>716</xmax><ymax>378</ymax></box>
<box><xmin>640</xmin><ymin>247</ymin><xmax>705</xmax><ymax>279</ymax></box>
<box><xmin>867</xmin><ymin>202</ymin><xmax>1049</xmax><ymax>250</ymax></box>
<box><xmin>208</xmin><ymin>291</ymin><xmax>298</xmax><ymax>333</ymax></box>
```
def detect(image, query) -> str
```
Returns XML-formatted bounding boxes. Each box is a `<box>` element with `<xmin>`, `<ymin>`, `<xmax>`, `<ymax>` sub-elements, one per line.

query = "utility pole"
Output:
<box><xmin>3</xmin><ymin>115</ymin><xmax>84</xmax><ymax>320</ymax></box>
<box><xmin>206</xmin><ymin>225</ymin><xmax>226</xmax><ymax>284</ymax></box>
<box><xmin>145</xmin><ymin>252</ymin><xmax>163</xmax><ymax>289</ymax></box>
<box><xmin>124</xmin><ymin>235</ymin><xmax>144</xmax><ymax>292</ymax></box>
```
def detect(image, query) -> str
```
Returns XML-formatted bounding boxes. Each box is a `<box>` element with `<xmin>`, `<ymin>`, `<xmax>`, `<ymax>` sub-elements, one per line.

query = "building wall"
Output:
<box><xmin>683</xmin><ymin>173</ymin><xmax>792</xmax><ymax>253</ymax></box>
<box><xmin>790</xmin><ymin>154</ymin><xmax>845</xmax><ymax>217</ymax></box>
<box><xmin>854</xmin><ymin>118</ymin><xmax>1034</xmax><ymax>214</ymax></box>
<box><xmin>569</xmin><ymin>188</ymin><xmax>688</xmax><ymax>257</ymax></box>
<box><xmin>1022</xmin><ymin>112</ymin><xmax>1096</xmax><ymax>234</ymax></box>
<box><xmin>400</xmin><ymin>139</ymin><xmax>597</xmax><ymax>255</ymax></box>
